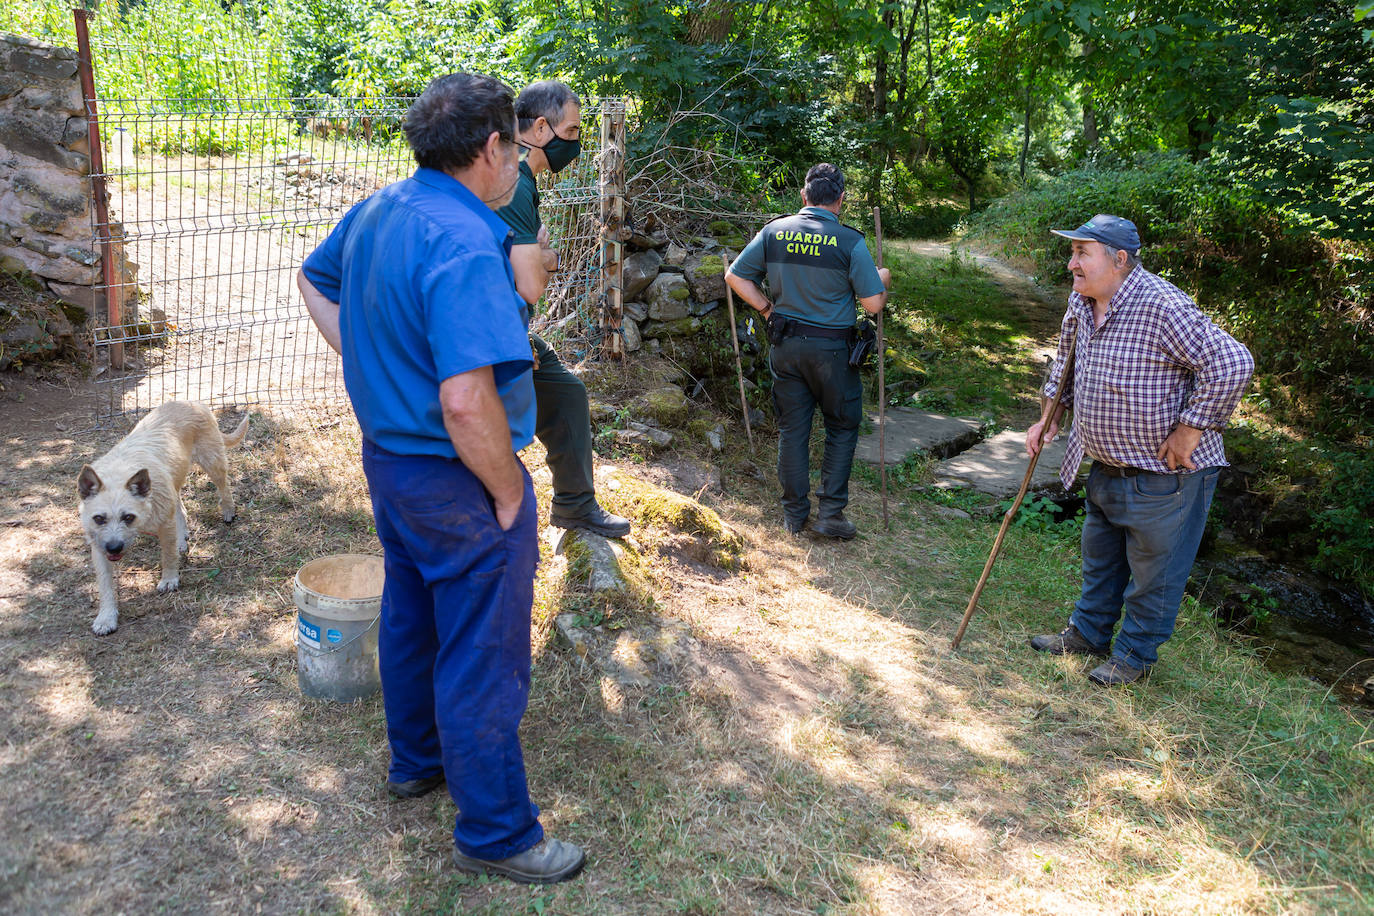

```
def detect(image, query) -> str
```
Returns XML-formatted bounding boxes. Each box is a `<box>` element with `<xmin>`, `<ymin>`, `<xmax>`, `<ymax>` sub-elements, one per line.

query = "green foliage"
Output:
<box><xmin>966</xmin><ymin>153</ymin><xmax>1374</xmax><ymax>441</ymax></box>
<box><xmin>1311</xmin><ymin>457</ymin><xmax>1374</xmax><ymax>590</ymax></box>
<box><xmin>1003</xmin><ymin>493</ymin><xmax>1082</xmax><ymax>535</ymax></box>
<box><xmin>334</xmin><ymin>0</ymin><xmax>523</xmax><ymax>101</ymax></box>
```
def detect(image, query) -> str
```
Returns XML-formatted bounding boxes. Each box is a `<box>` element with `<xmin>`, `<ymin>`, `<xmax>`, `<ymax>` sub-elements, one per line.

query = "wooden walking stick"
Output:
<box><xmin>951</xmin><ymin>331</ymin><xmax>1079</xmax><ymax>650</ymax></box>
<box><xmin>872</xmin><ymin>207</ymin><xmax>889</xmax><ymax>530</ymax></box>
<box><xmin>722</xmin><ymin>254</ymin><xmax>755</xmax><ymax>453</ymax></box>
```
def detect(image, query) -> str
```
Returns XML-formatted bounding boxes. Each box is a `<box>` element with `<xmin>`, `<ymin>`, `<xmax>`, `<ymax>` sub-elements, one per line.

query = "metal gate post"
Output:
<box><xmin>598</xmin><ymin>98</ymin><xmax>627</xmax><ymax>359</ymax></box>
<box><xmin>73</xmin><ymin>7</ymin><xmax>123</xmax><ymax>370</ymax></box>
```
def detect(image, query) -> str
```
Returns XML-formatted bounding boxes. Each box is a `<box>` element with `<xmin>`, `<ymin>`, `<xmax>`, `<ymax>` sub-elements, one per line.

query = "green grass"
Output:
<box><xmin>877</xmin><ymin>247</ymin><xmax>1048</xmax><ymax>420</ymax></box>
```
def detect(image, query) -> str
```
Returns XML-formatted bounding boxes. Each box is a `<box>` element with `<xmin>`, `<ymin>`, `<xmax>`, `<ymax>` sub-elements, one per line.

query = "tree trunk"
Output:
<box><xmin>1081</xmin><ymin>40</ymin><xmax>1098</xmax><ymax>152</ymax></box>
<box><xmin>898</xmin><ymin>2</ymin><xmax>918</xmax><ymax>107</ymax></box>
<box><xmin>1083</xmin><ymin>99</ymin><xmax>1098</xmax><ymax>150</ymax></box>
<box><xmin>924</xmin><ymin>0</ymin><xmax>933</xmax><ymax>87</ymax></box>
<box><xmin>949</xmin><ymin>162</ymin><xmax>977</xmax><ymax>212</ymax></box>
<box><xmin>1020</xmin><ymin>77</ymin><xmax>1033</xmax><ymax>180</ymax></box>
<box><xmin>868</xmin><ymin>4</ymin><xmax>895</xmax><ymax>203</ymax></box>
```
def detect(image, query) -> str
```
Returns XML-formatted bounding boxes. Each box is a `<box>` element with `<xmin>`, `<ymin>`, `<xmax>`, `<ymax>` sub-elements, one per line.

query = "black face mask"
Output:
<box><xmin>540</xmin><ymin>129</ymin><xmax>581</xmax><ymax>174</ymax></box>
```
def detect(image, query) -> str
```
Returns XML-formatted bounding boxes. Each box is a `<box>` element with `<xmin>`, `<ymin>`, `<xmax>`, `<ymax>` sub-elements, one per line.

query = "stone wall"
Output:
<box><xmin>610</xmin><ymin>218</ymin><xmax>768</xmax><ymax>396</ymax></box>
<box><xmin>0</xmin><ymin>30</ymin><xmax>132</xmax><ymax>326</ymax></box>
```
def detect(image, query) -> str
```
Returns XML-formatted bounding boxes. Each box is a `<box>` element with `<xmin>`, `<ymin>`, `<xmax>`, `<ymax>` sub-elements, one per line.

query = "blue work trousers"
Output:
<box><xmin>1069</xmin><ymin>463</ymin><xmax>1220</xmax><ymax>668</ymax></box>
<box><xmin>361</xmin><ymin>440</ymin><xmax>544</xmax><ymax>860</ymax></box>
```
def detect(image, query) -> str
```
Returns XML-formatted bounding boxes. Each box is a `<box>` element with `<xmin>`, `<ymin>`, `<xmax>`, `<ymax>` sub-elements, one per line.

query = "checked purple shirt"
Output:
<box><xmin>1043</xmin><ymin>266</ymin><xmax>1254</xmax><ymax>490</ymax></box>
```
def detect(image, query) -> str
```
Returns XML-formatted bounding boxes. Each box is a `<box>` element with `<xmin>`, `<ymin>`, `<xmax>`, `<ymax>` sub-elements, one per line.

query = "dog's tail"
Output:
<box><xmin>223</xmin><ymin>413</ymin><xmax>250</xmax><ymax>449</ymax></box>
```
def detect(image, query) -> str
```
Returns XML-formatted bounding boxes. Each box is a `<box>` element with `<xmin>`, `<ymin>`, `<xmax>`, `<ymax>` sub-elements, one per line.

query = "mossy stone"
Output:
<box><xmin>693</xmin><ymin>254</ymin><xmax>724</xmax><ymax>278</ymax></box>
<box><xmin>636</xmin><ymin>385</ymin><xmax>689</xmax><ymax>426</ymax></box>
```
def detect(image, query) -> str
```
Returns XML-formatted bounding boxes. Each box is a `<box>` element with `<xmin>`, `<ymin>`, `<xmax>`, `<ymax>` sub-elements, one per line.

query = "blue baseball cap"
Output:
<box><xmin>1051</xmin><ymin>214</ymin><xmax>1141</xmax><ymax>253</ymax></box>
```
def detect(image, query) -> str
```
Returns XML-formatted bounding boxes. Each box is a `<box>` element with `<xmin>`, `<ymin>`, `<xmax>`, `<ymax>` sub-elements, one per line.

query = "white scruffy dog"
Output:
<box><xmin>77</xmin><ymin>401</ymin><xmax>250</xmax><ymax>635</ymax></box>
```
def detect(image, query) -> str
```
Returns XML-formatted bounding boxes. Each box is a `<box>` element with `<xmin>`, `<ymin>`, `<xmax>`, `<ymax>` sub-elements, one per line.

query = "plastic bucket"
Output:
<box><xmin>294</xmin><ymin>554</ymin><xmax>384</xmax><ymax>702</ymax></box>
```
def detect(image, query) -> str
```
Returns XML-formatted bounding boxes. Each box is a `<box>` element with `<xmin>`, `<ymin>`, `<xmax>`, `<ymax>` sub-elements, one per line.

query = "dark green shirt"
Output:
<box><xmin>495</xmin><ymin>160</ymin><xmax>540</xmax><ymax>245</ymax></box>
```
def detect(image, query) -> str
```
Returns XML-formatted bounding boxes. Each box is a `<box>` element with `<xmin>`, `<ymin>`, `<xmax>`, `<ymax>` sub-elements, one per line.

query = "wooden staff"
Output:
<box><xmin>950</xmin><ymin>331</ymin><xmax>1079</xmax><ymax>650</ymax></box>
<box><xmin>722</xmin><ymin>254</ymin><xmax>755</xmax><ymax>452</ymax></box>
<box><xmin>872</xmin><ymin>207</ymin><xmax>889</xmax><ymax>530</ymax></box>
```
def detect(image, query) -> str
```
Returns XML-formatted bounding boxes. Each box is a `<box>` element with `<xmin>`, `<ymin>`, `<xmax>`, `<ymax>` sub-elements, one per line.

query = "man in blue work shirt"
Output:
<box><xmin>726</xmin><ymin>163</ymin><xmax>891</xmax><ymax>539</ymax></box>
<box><xmin>297</xmin><ymin>72</ymin><xmax>585</xmax><ymax>885</ymax></box>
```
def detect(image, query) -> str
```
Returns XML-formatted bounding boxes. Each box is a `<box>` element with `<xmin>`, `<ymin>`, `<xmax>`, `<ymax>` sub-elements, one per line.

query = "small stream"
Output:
<box><xmin>1193</xmin><ymin>551</ymin><xmax>1374</xmax><ymax>706</ymax></box>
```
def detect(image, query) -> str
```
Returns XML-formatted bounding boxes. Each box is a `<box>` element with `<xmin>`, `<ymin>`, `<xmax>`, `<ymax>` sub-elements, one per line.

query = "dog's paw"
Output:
<box><xmin>156</xmin><ymin>576</ymin><xmax>181</xmax><ymax>593</ymax></box>
<box><xmin>177</xmin><ymin>537</ymin><xmax>188</xmax><ymax>554</ymax></box>
<box><xmin>222</xmin><ymin>512</ymin><xmax>237</xmax><ymax>525</ymax></box>
<box><xmin>92</xmin><ymin>613</ymin><xmax>118</xmax><ymax>635</ymax></box>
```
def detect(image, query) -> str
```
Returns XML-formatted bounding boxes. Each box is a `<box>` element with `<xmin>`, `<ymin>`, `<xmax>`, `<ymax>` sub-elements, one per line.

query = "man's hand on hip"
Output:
<box><xmin>440</xmin><ymin>366</ymin><xmax>526</xmax><ymax>531</ymax></box>
<box><xmin>493</xmin><ymin>488</ymin><xmax>524</xmax><ymax>531</ymax></box>
<box><xmin>1157</xmin><ymin>423</ymin><xmax>1205</xmax><ymax>471</ymax></box>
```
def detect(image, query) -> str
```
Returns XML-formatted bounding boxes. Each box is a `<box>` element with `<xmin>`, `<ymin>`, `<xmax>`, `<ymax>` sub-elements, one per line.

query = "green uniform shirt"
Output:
<box><xmin>729</xmin><ymin>207</ymin><xmax>883</xmax><ymax>328</ymax></box>
<box><xmin>495</xmin><ymin>160</ymin><xmax>540</xmax><ymax>245</ymax></box>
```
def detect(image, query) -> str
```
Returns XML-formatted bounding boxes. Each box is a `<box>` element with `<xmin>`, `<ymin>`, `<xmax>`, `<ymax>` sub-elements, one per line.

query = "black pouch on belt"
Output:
<box><xmin>848</xmin><ymin>317</ymin><xmax>878</xmax><ymax>368</ymax></box>
<box><xmin>766</xmin><ymin>313</ymin><xmax>793</xmax><ymax>346</ymax></box>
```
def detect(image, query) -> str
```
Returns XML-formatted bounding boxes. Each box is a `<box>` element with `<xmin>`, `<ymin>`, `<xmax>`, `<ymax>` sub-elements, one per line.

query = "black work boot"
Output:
<box><xmin>1029</xmin><ymin>623</ymin><xmax>1109</xmax><ymax>658</ymax></box>
<box><xmin>386</xmin><ymin>773</ymin><xmax>446</xmax><ymax>799</ymax></box>
<box><xmin>810</xmin><ymin>514</ymin><xmax>857</xmax><ymax>540</ymax></box>
<box><xmin>550</xmin><ymin>504</ymin><xmax>632</xmax><ymax>538</ymax></box>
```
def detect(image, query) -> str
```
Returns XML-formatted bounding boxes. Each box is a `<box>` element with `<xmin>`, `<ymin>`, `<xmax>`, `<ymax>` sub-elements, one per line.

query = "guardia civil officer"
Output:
<box><xmin>496</xmin><ymin>80</ymin><xmax>632</xmax><ymax>539</ymax></box>
<box><xmin>725</xmin><ymin>163</ymin><xmax>891</xmax><ymax>539</ymax></box>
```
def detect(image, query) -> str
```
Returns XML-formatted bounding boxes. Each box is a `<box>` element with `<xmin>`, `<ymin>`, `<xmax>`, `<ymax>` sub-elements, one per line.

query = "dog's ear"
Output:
<box><xmin>125</xmin><ymin>468</ymin><xmax>152</xmax><ymax>498</ymax></box>
<box><xmin>78</xmin><ymin>465</ymin><xmax>103</xmax><ymax>499</ymax></box>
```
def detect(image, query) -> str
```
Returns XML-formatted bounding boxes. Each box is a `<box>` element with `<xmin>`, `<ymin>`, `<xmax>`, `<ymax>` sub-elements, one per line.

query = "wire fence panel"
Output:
<box><xmin>91</xmin><ymin>97</ymin><xmax>411</xmax><ymax>423</ymax></box>
<box><xmin>81</xmin><ymin>18</ymin><xmax>611</xmax><ymax>424</ymax></box>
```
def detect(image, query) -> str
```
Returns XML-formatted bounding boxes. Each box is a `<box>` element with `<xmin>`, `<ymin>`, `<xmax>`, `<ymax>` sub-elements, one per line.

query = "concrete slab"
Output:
<box><xmin>934</xmin><ymin>429</ymin><xmax>1082</xmax><ymax>498</ymax></box>
<box><xmin>854</xmin><ymin>407</ymin><xmax>984</xmax><ymax>466</ymax></box>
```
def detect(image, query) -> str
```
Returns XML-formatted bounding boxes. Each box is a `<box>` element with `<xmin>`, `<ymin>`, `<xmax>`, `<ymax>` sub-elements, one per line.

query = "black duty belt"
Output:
<box><xmin>1093</xmin><ymin>462</ymin><xmax>1144</xmax><ymax>478</ymax></box>
<box><xmin>780</xmin><ymin>318</ymin><xmax>850</xmax><ymax>340</ymax></box>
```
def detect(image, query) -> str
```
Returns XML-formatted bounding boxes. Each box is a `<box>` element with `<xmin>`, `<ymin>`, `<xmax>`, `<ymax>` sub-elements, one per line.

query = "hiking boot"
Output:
<box><xmin>810</xmin><ymin>514</ymin><xmax>857</xmax><ymax>540</ymax></box>
<box><xmin>386</xmin><ymin>773</ymin><xmax>446</xmax><ymax>799</ymax></box>
<box><xmin>1029</xmin><ymin>623</ymin><xmax>1109</xmax><ymax>658</ymax></box>
<box><xmin>452</xmin><ymin>837</ymin><xmax>586</xmax><ymax>885</ymax></box>
<box><xmin>1088</xmin><ymin>656</ymin><xmax>1148</xmax><ymax>686</ymax></box>
<box><xmin>784</xmin><ymin>517</ymin><xmax>808</xmax><ymax>535</ymax></box>
<box><xmin>550</xmin><ymin>505</ymin><xmax>631</xmax><ymax>539</ymax></box>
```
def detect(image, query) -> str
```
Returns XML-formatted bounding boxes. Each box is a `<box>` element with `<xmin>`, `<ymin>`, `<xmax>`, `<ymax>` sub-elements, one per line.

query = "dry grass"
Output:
<box><xmin>0</xmin><ymin>348</ymin><xmax>1370</xmax><ymax>915</ymax></box>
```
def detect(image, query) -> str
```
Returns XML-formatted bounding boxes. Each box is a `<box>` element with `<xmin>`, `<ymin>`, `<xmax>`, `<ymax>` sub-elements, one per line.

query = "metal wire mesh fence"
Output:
<box><xmin>79</xmin><ymin>15</ymin><xmax>610</xmax><ymax>424</ymax></box>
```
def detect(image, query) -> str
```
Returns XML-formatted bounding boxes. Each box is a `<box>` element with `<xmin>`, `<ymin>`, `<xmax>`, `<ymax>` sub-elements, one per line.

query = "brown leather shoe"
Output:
<box><xmin>1088</xmin><ymin>656</ymin><xmax>1148</xmax><ymax>686</ymax></box>
<box><xmin>452</xmin><ymin>837</ymin><xmax>586</xmax><ymax>885</ymax></box>
<box><xmin>386</xmin><ymin>773</ymin><xmax>445</xmax><ymax>799</ymax></box>
<box><xmin>1029</xmin><ymin>623</ymin><xmax>1109</xmax><ymax>658</ymax></box>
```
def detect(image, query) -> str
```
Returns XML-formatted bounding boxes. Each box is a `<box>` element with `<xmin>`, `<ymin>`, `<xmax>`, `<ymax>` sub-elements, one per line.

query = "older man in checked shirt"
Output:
<box><xmin>1025</xmin><ymin>215</ymin><xmax>1254</xmax><ymax>686</ymax></box>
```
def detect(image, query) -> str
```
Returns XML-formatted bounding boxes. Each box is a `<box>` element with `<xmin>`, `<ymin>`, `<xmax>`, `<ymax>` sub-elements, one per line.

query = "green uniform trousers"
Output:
<box><xmin>532</xmin><ymin>333</ymin><xmax>597</xmax><ymax>518</ymax></box>
<box><xmin>769</xmin><ymin>334</ymin><xmax>863</xmax><ymax>527</ymax></box>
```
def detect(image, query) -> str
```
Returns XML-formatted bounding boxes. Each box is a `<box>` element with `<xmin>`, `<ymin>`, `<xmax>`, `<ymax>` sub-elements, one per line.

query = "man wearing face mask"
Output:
<box><xmin>297</xmin><ymin>72</ymin><xmax>585</xmax><ymax>884</ymax></box>
<box><xmin>495</xmin><ymin>80</ymin><xmax>632</xmax><ymax>540</ymax></box>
